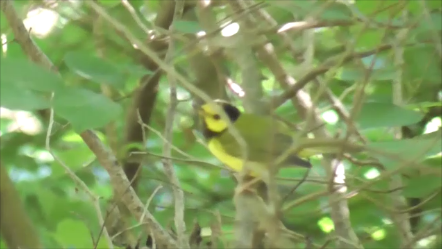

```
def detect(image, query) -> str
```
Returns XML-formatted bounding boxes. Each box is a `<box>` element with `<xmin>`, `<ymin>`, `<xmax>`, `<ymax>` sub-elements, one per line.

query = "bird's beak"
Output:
<box><xmin>197</xmin><ymin>110</ymin><xmax>205</xmax><ymax>117</ymax></box>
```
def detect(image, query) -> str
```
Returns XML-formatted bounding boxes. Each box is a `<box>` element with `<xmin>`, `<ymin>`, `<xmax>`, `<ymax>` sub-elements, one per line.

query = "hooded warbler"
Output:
<box><xmin>199</xmin><ymin>100</ymin><xmax>316</xmax><ymax>177</ymax></box>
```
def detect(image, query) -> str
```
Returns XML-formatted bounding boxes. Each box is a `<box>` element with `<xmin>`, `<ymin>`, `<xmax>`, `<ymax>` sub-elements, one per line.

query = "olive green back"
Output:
<box><xmin>217</xmin><ymin>113</ymin><xmax>311</xmax><ymax>168</ymax></box>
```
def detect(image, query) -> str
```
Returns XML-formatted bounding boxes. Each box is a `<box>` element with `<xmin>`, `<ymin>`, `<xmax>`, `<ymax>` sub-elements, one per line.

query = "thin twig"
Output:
<box><xmin>269</xmin><ymin>43</ymin><xmax>395</xmax><ymax>110</ymax></box>
<box><xmin>140</xmin><ymin>185</ymin><xmax>163</xmax><ymax>224</ymax></box>
<box><xmin>120</xmin><ymin>0</ymin><xmax>151</xmax><ymax>35</ymax></box>
<box><xmin>390</xmin><ymin>10</ymin><xmax>414</xmax><ymax>248</ymax></box>
<box><xmin>281</xmin><ymin>168</ymin><xmax>311</xmax><ymax>204</ymax></box>
<box><xmin>141</xmin><ymin>123</ymin><xmax>195</xmax><ymax>159</ymax></box>
<box><xmin>237</xmin><ymin>3</ymin><xmax>409</xmax><ymax>248</ymax></box>
<box><xmin>46</xmin><ymin>93</ymin><xmax>114</xmax><ymax>249</ymax></box>
<box><xmin>0</xmin><ymin>0</ymin><xmax>54</xmax><ymax>70</ymax></box>
<box><xmin>83</xmin><ymin>1</ymin><xmax>250</xmax><ymax>171</ymax></box>
<box><xmin>161</xmin><ymin>1</ymin><xmax>188</xmax><ymax>248</ymax></box>
<box><xmin>402</xmin><ymin>214</ymin><xmax>442</xmax><ymax>248</ymax></box>
<box><xmin>2</xmin><ymin>0</ymin><xmax>113</xmax><ymax>246</ymax></box>
<box><xmin>80</xmin><ymin>130</ymin><xmax>179</xmax><ymax>248</ymax></box>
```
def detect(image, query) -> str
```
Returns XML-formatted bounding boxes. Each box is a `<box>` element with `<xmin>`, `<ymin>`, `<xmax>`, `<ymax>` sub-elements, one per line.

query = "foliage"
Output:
<box><xmin>0</xmin><ymin>0</ymin><xmax>441</xmax><ymax>248</ymax></box>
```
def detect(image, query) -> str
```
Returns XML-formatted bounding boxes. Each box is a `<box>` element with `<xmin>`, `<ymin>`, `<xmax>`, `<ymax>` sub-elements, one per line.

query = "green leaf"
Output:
<box><xmin>64</xmin><ymin>52</ymin><xmax>126</xmax><ymax>88</ymax></box>
<box><xmin>355</xmin><ymin>1</ymin><xmax>386</xmax><ymax>16</ymax></box>
<box><xmin>424</xmin><ymin>156</ymin><xmax>442</xmax><ymax>169</ymax></box>
<box><xmin>366</xmin><ymin>132</ymin><xmax>442</xmax><ymax>168</ymax></box>
<box><xmin>338</xmin><ymin>66</ymin><xmax>397</xmax><ymax>81</ymax></box>
<box><xmin>0</xmin><ymin>83</ymin><xmax>50</xmax><ymax>111</ymax></box>
<box><xmin>408</xmin><ymin>1</ymin><xmax>442</xmax><ymax>15</ymax></box>
<box><xmin>53</xmin><ymin>87</ymin><xmax>122</xmax><ymax>132</ymax></box>
<box><xmin>319</xmin><ymin>2</ymin><xmax>353</xmax><ymax>21</ymax></box>
<box><xmin>349</xmin><ymin>200</ymin><xmax>385</xmax><ymax>227</ymax></box>
<box><xmin>404</xmin><ymin>45</ymin><xmax>442</xmax><ymax>84</ymax></box>
<box><xmin>120</xmin><ymin>64</ymin><xmax>154</xmax><ymax>78</ymax></box>
<box><xmin>37</xmin><ymin>188</ymin><xmax>59</xmax><ymax>221</ymax></box>
<box><xmin>0</xmin><ymin>57</ymin><xmax>64</xmax><ymax>92</ymax></box>
<box><xmin>98</xmin><ymin>0</ymin><xmax>120</xmax><ymax>7</ymax></box>
<box><xmin>51</xmin><ymin>145</ymin><xmax>95</xmax><ymax>177</ymax></box>
<box><xmin>406</xmin><ymin>101</ymin><xmax>442</xmax><ymax>110</ymax></box>
<box><xmin>173</xmin><ymin>20</ymin><xmax>203</xmax><ymax>34</ymax></box>
<box><xmin>403</xmin><ymin>175</ymin><xmax>442</xmax><ymax>198</ymax></box>
<box><xmin>355</xmin><ymin>29</ymin><xmax>384</xmax><ymax>49</ymax></box>
<box><xmin>54</xmin><ymin>219</ymin><xmax>93</xmax><ymax>248</ymax></box>
<box><xmin>279</xmin><ymin>1</ymin><xmax>352</xmax><ymax>21</ymax></box>
<box><xmin>356</xmin><ymin>102</ymin><xmax>424</xmax><ymax>129</ymax></box>
<box><xmin>417</xmin><ymin>12</ymin><xmax>442</xmax><ymax>31</ymax></box>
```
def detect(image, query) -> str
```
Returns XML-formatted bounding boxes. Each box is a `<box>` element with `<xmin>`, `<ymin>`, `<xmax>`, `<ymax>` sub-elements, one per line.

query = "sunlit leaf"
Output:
<box><xmin>0</xmin><ymin>83</ymin><xmax>50</xmax><ymax>110</ymax></box>
<box><xmin>404</xmin><ymin>45</ymin><xmax>442</xmax><ymax>84</ymax></box>
<box><xmin>173</xmin><ymin>20</ymin><xmax>202</xmax><ymax>34</ymax></box>
<box><xmin>403</xmin><ymin>175</ymin><xmax>442</xmax><ymax>198</ymax></box>
<box><xmin>417</xmin><ymin>12</ymin><xmax>442</xmax><ymax>31</ymax></box>
<box><xmin>51</xmin><ymin>145</ymin><xmax>95</xmax><ymax>177</ymax></box>
<box><xmin>64</xmin><ymin>52</ymin><xmax>127</xmax><ymax>88</ymax></box>
<box><xmin>280</xmin><ymin>1</ymin><xmax>353</xmax><ymax>21</ymax></box>
<box><xmin>357</xmin><ymin>102</ymin><xmax>424</xmax><ymax>129</ymax></box>
<box><xmin>338</xmin><ymin>67</ymin><xmax>397</xmax><ymax>81</ymax></box>
<box><xmin>0</xmin><ymin>57</ymin><xmax>64</xmax><ymax>92</ymax></box>
<box><xmin>53</xmin><ymin>87</ymin><xmax>122</xmax><ymax>132</ymax></box>
<box><xmin>366</xmin><ymin>132</ymin><xmax>442</xmax><ymax>168</ymax></box>
<box><xmin>55</xmin><ymin>219</ymin><xmax>93</xmax><ymax>248</ymax></box>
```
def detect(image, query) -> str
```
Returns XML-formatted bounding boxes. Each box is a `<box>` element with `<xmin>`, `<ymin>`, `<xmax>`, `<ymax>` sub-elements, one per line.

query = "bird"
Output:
<box><xmin>198</xmin><ymin>99</ymin><xmax>319</xmax><ymax>177</ymax></box>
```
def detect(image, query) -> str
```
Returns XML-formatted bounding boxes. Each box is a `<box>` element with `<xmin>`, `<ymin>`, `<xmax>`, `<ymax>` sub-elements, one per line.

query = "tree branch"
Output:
<box><xmin>229</xmin><ymin>1</ymin><xmax>364</xmax><ymax>248</ymax></box>
<box><xmin>122</xmin><ymin>1</ymin><xmax>177</xmax><ymax>190</ymax></box>
<box><xmin>269</xmin><ymin>44</ymin><xmax>394</xmax><ymax>110</ymax></box>
<box><xmin>390</xmin><ymin>11</ymin><xmax>414</xmax><ymax>248</ymax></box>
<box><xmin>1</xmin><ymin>0</ymin><xmax>178</xmax><ymax>247</ymax></box>
<box><xmin>0</xmin><ymin>0</ymin><xmax>55</xmax><ymax>71</ymax></box>
<box><xmin>80</xmin><ymin>130</ymin><xmax>178</xmax><ymax>248</ymax></box>
<box><xmin>0</xmin><ymin>163</ymin><xmax>43</xmax><ymax>249</ymax></box>
<box><xmin>162</xmin><ymin>0</ymin><xmax>189</xmax><ymax>248</ymax></box>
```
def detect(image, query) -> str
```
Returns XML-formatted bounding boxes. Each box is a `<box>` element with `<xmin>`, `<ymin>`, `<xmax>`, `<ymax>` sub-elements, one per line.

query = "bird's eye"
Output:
<box><xmin>213</xmin><ymin>114</ymin><xmax>221</xmax><ymax>120</ymax></box>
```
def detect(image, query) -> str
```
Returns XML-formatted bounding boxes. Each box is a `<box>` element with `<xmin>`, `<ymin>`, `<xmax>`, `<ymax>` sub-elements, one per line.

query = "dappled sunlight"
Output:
<box><xmin>197</xmin><ymin>31</ymin><xmax>206</xmax><ymax>37</ymax></box>
<box><xmin>370</xmin><ymin>227</ymin><xmax>386</xmax><ymax>240</ymax></box>
<box><xmin>333</xmin><ymin>160</ymin><xmax>347</xmax><ymax>193</ymax></box>
<box><xmin>417</xmin><ymin>235</ymin><xmax>437</xmax><ymax>248</ymax></box>
<box><xmin>23</xmin><ymin>7</ymin><xmax>59</xmax><ymax>38</ymax></box>
<box><xmin>221</xmin><ymin>22</ymin><xmax>239</xmax><ymax>37</ymax></box>
<box><xmin>1</xmin><ymin>0</ymin><xmax>441</xmax><ymax>248</ymax></box>
<box><xmin>200</xmin><ymin>0</ymin><xmax>211</xmax><ymax>8</ymax></box>
<box><xmin>277</xmin><ymin>21</ymin><xmax>308</xmax><ymax>33</ymax></box>
<box><xmin>364</xmin><ymin>168</ymin><xmax>380</xmax><ymax>179</ymax></box>
<box><xmin>317</xmin><ymin>216</ymin><xmax>334</xmax><ymax>233</ymax></box>
<box><xmin>424</xmin><ymin>117</ymin><xmax>441</xmax><ymax>134</ymax></box>
<box><xmin>321</xmin><ymin>110</ymin><xmax>339</xmax><ymax>125</ymax></box>
<box><xmin>61</xmin><ymin>131</ymin><xmax>85</xmax><ymax>143</ymax></box>
<box><xmin>1</xmin><ymin>34</ymin><xmax>7</xmax><ymax>54</ymax></box>
<box><xmin>32</xmin><ymin>150</ymin><xmax>54</xmax><ymax>163</ymax></box>
<box><xmin>227</xmin><ymin>78</ymin><xmax>245</xmax><ymax>97</ymax></box>
<box><xmin>8</xmin><ymin>165</ymin><xmax>52</xmax><ymax>182</ymax></box>
<box><xmin>0</xmin><ymin>108</ymin><xmax>43</xmax><ymax>135</ymax></box>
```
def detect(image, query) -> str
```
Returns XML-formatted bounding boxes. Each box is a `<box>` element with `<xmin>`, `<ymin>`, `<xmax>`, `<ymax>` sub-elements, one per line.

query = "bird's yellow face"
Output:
<box><xmin>199</xmin><ymin>103</ymin><xmax>228</xmax><ymax>133</ymax></box>
<box><xmin>198</xmin><ymin>100</ymin><xmax>241</xmax><ymax>135</ymax></box>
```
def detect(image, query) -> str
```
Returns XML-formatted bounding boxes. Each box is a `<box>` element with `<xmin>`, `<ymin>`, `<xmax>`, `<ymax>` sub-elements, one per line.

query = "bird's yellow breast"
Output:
<box><xmin>208</xmin><ymin>139</ymin><xmax>244</xmax><ymax>172</ymax></box>
<box><xmin>207</xmin><ymin>139</ymin><xmax>265</xmax><ymax>177</ymax></box>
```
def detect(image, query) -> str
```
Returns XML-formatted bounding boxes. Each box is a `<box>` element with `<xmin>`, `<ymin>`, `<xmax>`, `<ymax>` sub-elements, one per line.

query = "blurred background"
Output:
<box><xmin>0</xmin><ymin>0</ymin><xmax>441</xmax><ymax>248</ymax></box>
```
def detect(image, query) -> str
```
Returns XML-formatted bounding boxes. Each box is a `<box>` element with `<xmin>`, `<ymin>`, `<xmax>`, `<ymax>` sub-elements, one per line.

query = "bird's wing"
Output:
<box><xmin>217</xmin><ymin>116</ymin><xmax>311</xmax><ymax>168</ymax></box>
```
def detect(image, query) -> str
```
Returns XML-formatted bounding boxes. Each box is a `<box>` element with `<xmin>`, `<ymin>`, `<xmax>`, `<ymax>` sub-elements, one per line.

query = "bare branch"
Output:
<box><xmin>0</xmin><ymin>0</ymin><xmax>55</xmax><ymax>70</ymax></box>
<box><xmin>228</xmin><ymin>1</ymin><xmax>364</xmax><ymax>248</ymax></box>
<box><xmin>1</xmin><ymin>0</ymin><xmax>113</xmax><ymax>247</ymax></box>
<box><xmin>46</xmin><ymin>94</ymin><xmax>114</xmax><ymax>249</ymax></box>
<box><xmin>390</xmin><ymin>11</ymin><xmax>415</xmax><ymax>248</ymax></box>
<box><xmin>80</xmin><ymin>130</ymin><xmax>178</xmax><ymax>248</ymax></box>
<box><xmin>161</xmin><ymin>1</ymin><xmax>189</xmax><ymax>248</ymax></box>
